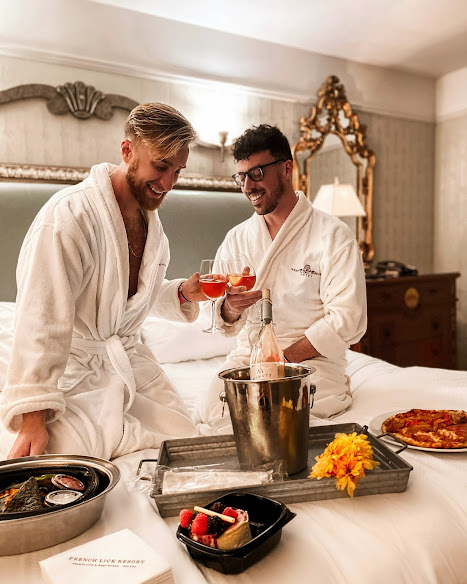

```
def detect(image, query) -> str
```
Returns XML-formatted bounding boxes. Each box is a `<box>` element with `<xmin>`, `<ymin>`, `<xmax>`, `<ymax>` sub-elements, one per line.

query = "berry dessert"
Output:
<box><xmin>179</xmin><ymin>502</ymin><xmax>252</xmax><ymax>550</ymax></box>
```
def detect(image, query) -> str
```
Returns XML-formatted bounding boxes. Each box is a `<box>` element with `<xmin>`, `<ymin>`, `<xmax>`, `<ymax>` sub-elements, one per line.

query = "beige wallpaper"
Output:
<box><xmin>358</xmin><ymin>111</ymin><xmax>435</xmax><ymax>274</ymax></box>
<box><xmin>434</xmin><ymin>114</ymin><xmax>467</xmax><ymax>368</ymax></box>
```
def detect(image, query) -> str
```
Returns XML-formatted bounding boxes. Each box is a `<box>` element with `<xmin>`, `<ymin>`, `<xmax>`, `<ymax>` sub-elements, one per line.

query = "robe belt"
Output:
<box><xmin>71</xmin><ymin>335</ymin><xmax>137</xmax><ymax>412</ymax></box>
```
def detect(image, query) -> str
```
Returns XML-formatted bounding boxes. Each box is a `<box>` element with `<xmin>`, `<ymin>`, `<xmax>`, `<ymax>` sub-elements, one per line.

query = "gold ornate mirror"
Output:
<box><xmin>292</xmin><ymin>76</ymin><xmax>375</xmax><ymax>269</ymax></box>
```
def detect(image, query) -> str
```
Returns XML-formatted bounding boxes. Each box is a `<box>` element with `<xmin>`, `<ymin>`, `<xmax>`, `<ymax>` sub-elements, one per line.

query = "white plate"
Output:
<box><xmin>369</xmin><ymin>410</ymin><xmax>467</xmax><ymax>453</ymax></box>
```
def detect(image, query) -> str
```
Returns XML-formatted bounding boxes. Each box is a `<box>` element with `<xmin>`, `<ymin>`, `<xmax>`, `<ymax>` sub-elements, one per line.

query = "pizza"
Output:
<box><xmin>381</xmin><ymin>409</ymin><xmax>467</xmax><ymax>449</ymax></box>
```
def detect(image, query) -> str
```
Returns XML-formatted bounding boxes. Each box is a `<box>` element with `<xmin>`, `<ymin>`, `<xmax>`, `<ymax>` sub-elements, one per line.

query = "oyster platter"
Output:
<box><xmin>0</xmin><ymin>465</ymin><xmax>98</xmax><ymax>518</ymax></box>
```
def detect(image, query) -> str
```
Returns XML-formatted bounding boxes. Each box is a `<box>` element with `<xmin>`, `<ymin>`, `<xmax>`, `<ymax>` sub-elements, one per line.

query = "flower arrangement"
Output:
<box><xmin>309</xmin><ymin>431</ymin><xmax>379</xmax><ymax>496</ymax></box>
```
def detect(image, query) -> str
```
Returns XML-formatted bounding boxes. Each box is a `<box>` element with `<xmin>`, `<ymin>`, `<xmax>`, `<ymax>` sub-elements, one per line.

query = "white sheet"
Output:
<box><xmin>1</xmin><ymin>303</ymin><xmax>467</xmax><ymax>583</ymax></box>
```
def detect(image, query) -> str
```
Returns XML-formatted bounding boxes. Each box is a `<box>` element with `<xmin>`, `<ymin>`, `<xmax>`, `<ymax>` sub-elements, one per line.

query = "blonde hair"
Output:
<box><xmin>125</xmin><ymin>103</ymin><xmax>197</xmax><ymax>157</ymax></box>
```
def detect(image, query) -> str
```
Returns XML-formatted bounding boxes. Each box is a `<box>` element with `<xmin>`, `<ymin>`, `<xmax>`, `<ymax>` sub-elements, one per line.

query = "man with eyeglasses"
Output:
<box><xmin>196</xmin><ymin>124</ymin><xmax>367</xmax><ymax>430</ymax></box>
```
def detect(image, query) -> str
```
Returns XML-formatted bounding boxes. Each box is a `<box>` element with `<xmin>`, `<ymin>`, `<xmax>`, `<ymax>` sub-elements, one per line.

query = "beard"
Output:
<box><xmin>126</xmin><ymin>161</ymin><xmax>165</xmax><ymax>211</ymax></box>
<box><xmin>249</xmin><ymin>179</ymin><xmax>287</xmax><ymax>215</ymax></box>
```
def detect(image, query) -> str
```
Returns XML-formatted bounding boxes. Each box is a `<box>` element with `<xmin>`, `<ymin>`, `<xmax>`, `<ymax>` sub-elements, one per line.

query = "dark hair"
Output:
<box><xmin>232</xmin><ymin>124</ymin><xmax>292</xmax><ymax>162</ymax></box>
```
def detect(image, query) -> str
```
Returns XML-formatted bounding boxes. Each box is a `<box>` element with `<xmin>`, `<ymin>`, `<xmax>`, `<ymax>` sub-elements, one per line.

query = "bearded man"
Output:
<box><xmin>2</xmin><ymin>103</ymin><xmax>206</xmax><ymax>460</ymax></box>
<box><xmin>196</xmin><ymin>124</ymin><xmax>367</xmax><ymax>430</ymax></box>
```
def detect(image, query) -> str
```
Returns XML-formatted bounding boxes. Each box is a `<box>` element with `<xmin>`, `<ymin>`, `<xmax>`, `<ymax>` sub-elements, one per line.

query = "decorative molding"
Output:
<box><xmin>0</xmin><ymin>162</ymin><xmax>240</xmax><ymax>192</ymax></box>
<box><xmin>0</xmin><ymin>162</ymin><xmax>89</xmax><ymax>184</ymax></box>
<box><xmin>0</xmin><ymin>81</ymin><xmax>138</xmax><ymax>120</ymax></box>
<box><xmin>0</xmin><ymin>47</ymin><xmax>309</xmax><ymax>105</ymax></box>
<box><xmin>0</xmin><ymin>47</ymin><xmax>437</xmax><ymax>121</ymax></box>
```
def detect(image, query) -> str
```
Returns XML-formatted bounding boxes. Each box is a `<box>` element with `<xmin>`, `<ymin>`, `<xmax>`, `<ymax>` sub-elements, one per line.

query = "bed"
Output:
<box><xmin>0</xmin><ymin>178</ymin><xmax>466</xmax><ymax>584</ymax></box>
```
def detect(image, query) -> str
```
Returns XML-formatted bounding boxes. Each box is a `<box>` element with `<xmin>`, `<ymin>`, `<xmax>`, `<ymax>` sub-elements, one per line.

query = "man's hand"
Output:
<box><xmin>283</xmin><ymin>336</ymin><xmax>321</xmax><ymax>363</ymax></box>
<box><xmin>7</xmin><ymin>410</ymin><xmax>49</xmax><ymax>459</ymax></box>
<box><xmin>179</xmin><ymin>273</ymin><xmax>210</xmax><ymax>303</ymax></box>
<box><xmin>221</xmin><ymin>286</ymin><xmax>262</xmax><ymax>323</ymax></box>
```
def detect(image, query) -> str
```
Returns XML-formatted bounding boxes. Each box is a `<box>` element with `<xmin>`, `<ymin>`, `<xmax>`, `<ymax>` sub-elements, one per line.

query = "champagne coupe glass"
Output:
<box><xmin>200</xmin><ymin>259</ymin><xmax>228</xmax><ymax>333</ymax></box>
<box><xmin>227</xmin><ymin>254</ymin><xmax>260</xmax><ymax>321</ymax></box>
<box><xmin>227</xmin><ymin>254</ymin><xmax>256</xmax><ymax>291</ymax></box>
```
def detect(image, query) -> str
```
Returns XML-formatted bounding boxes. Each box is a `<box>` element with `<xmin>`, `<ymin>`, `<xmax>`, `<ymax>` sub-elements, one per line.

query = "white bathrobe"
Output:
<box><xmin>0</xmin><ymin>163</ymin><xmax>199</xmax><ymax>459</ymax></box>
<box><xmin>196</xmin><ymin>192</ymin><xmax>367</xmax><ymax>430</ymax></box>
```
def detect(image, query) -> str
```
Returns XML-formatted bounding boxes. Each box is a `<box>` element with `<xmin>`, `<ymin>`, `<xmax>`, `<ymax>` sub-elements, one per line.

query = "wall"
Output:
<box><xmin>435</xmin><ymin>67</ymin><xmax>467</xmax><ymax>368</ymax></box>
<box><xmin>360</xmin><ymin>111</ymin><xmax>435</xmax><ymax>273</ymax></box>
<box><xmin>0</xmin><ymin>54</ymin><xmax>310</xmax><ymax>179</ymax></box>
<box><xmin>0</xmin><ymin>53</ymin><xmax>436</xmax><ymax>272</ymax></box>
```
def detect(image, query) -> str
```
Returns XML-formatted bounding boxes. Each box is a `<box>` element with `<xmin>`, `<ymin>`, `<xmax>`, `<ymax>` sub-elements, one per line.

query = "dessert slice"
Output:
<box><xmin>179</xmin><ymin>503</ymin><xmax>253</xmax><ymax>550</ymax></box>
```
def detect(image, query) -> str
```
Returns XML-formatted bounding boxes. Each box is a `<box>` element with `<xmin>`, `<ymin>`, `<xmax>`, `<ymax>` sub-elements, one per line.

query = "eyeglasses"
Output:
<box><xmin>232</xmin><ymin>159</ymin><xmax>286</xmax><ymax>188</ymax></box>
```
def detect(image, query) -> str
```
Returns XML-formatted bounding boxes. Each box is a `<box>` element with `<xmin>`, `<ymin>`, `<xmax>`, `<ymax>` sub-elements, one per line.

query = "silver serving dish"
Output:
<box><xmin>0</xmin><ymin>454</ymin><xmax>120</xmax><ymax>556</ymax></box>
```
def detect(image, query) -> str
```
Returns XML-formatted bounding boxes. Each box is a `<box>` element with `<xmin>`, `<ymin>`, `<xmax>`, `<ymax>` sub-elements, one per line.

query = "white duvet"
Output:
<box><xmin>1</xmin><ymin>303</ymin><xmax>467</xmax><ymax>584</ymax></box>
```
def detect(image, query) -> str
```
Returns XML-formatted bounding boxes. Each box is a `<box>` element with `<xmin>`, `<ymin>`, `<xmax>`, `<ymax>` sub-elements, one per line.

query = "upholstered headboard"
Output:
<box><xmin>0</xmin><ymin>181</ymin><xmax>252</xmax><ymax>301</ymax></box>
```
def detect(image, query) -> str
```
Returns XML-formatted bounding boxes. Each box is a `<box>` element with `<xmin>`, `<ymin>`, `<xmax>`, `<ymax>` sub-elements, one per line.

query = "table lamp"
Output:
<box><xmin>312</xmin><ymin>177</ymin><xmax>366</xmax><ymax>217</ymax></box>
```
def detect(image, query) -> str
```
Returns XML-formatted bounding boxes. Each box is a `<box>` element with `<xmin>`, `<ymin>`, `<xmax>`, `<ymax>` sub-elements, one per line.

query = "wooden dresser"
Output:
<box><xmin>359</xmin><ymin>273</ymin><xmax>460</xmax><ymax>369</ymax></box>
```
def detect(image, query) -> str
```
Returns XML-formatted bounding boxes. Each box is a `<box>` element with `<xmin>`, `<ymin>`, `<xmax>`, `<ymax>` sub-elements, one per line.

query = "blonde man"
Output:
<box><xmin>2</xmin><ymin>103</ymin><xmax>205</xmax><ymax>460</ymax></box>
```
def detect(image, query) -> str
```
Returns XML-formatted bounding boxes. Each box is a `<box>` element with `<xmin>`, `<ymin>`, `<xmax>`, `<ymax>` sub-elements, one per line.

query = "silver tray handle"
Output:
<box><xmin>136</xmin><ymin>458</ymin><xmax>158</xmax><ymax>478</ymax></box>
<box><xmin>375</xmin><ymin>432</ymin><xmax>409</xmax><ymax>455</ymax></box>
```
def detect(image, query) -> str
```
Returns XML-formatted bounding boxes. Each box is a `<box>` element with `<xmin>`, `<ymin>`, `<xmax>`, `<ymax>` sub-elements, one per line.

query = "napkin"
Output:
<box><xmin>39</xmin><ymin>529</ymin><xmax>173</xmax><ymax>584</ymax></box>
<box><xmin>162</xmin><ymin>470</ymin><xmax>271</xmax><ymax>494</ymax></box>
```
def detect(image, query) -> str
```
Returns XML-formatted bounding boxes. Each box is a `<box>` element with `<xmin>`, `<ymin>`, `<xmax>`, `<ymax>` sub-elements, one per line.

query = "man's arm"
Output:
<box><xmin>7</xmin><ymin>410</ymin><xmax>49</xmax><ymax>459</ymax></box>
<box><xmin>283</xmin><ymin>336</ymin><xmax>322</xmax><ymax>363</ymax></box>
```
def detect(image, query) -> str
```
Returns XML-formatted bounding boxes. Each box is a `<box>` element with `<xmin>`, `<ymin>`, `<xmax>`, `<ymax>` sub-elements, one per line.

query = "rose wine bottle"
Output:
<box><xmin>250</xmin><ymin>289</ymin><xmax>285</xmax><ymax>381</ymax></box>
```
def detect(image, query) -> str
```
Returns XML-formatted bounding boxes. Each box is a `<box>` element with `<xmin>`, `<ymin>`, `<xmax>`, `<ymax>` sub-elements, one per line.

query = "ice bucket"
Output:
<box><xmin>218</xmin><ymin>364</ymin><xmax>316</xmax><ymax>475</ymax></box>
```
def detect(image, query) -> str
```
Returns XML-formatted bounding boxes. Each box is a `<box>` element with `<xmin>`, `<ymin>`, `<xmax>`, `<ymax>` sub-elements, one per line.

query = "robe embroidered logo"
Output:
<box><xmin>291</xmin><ymin>264</ymin><xmax>321</xmax><ymax>277</ymax></box>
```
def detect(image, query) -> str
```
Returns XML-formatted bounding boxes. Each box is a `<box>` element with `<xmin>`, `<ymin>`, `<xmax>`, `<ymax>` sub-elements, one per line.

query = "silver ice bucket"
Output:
<box><xmin>218</xmin><ymin>364</ymin><xmax>316</xmax><ymax>475</ymax></box>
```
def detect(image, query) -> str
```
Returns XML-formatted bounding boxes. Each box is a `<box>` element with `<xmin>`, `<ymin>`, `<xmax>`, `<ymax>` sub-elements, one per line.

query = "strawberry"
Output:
<box><xmin>222</xmin><ymin>507</ymin><xmax>238</xmax><ymax>520</ymax></box>
<box><xmin>191</xmin><ymin>512</ymin><xmax>209</xmax><ymax>536</ymax></box>
<box><xmin>179</xmin><ymin>508</ymin><xmax>193</xmax><ymax>529</ymax></box>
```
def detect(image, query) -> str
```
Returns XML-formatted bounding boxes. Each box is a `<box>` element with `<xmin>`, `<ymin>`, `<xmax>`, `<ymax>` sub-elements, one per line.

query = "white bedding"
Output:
<box><xmin>1</xmin><ymin>303</ymin><xmax>467</xmax><ymax>584</ymax></box>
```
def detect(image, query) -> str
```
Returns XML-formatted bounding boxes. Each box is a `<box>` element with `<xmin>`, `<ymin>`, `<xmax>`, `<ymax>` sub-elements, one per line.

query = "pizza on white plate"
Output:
<box><xmin>381</xmin><ymin>408</ymin><xmax>467</xmax><ymax>449</ymax></box>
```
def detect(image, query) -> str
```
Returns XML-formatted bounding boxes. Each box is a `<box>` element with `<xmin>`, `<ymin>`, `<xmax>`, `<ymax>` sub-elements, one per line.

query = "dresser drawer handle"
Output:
<box><xmin>432</xmin><ymin>321</ymin><xmax>440</xmax><ymax>331</ymax></box>
<box><xmin>404</xmin><ymin>287</ymin><xmax>420</xmax><ymax>309</ymax></box>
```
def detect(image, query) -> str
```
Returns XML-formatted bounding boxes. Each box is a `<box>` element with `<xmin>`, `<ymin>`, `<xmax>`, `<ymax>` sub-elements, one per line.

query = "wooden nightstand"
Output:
<box><xmin>358</xmin><ymin>273</ymin><xmax>460</xmax><ymax>369</ymax></box>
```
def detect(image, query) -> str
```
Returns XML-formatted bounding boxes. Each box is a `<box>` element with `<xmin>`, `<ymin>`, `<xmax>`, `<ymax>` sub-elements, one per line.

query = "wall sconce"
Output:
<box><xmin>195</xmin><ymin>131</ymin><xmax>232</xmax><ymax>162</ymax></box>
<box><xmin>312</xmin><ymin>177</ymin><xmax>366</xmax><ymax>217</ymax></box>
<box><xmin>218</xmin><ymin>131</ymin><xmax>229</xmax><ymax>163</ymax></box>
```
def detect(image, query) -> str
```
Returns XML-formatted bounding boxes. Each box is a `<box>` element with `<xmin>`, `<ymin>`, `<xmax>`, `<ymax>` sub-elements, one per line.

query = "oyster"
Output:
<box><xmin>0</xmin><ymin>486</ymin><xmax>20</xmax><ymax>512</ymax></box>
<box><xmin>3</xmin><ymin>477</ymin><xmax>43</xmax><ymax>514</ymax></box>
<box><xmin>51</xmin><ymin>474</ymin><xmax>85</xmax><ymax>491</ymax></box>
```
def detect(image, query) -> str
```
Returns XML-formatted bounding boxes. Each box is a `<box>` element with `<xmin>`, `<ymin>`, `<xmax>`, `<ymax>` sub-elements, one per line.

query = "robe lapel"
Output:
<box><xmin>254</xmin><ymin>193</ymin><xmax>313</xmax><ymax>290</ymax></box>
<box><xmin>89</xmin><ymin>163</ymin><xmax>129</xmax><ymax>328</ymax></box>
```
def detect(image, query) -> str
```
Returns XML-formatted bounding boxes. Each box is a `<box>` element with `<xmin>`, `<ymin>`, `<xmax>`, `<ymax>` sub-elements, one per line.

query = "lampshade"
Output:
<box><xmin>313</xmin><ymin>177</ymin><xmax>366</xmax><ymax>217</ymax></box>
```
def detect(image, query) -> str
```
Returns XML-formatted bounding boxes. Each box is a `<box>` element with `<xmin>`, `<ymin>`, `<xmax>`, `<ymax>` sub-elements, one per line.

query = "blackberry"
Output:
<box><xmin>208</xmin><ymin>515</ymin><xmax>224</xmax><ymax>535</ymax></box>
<box><xmin>210</xmin><ymin>502</ymin><xmax>226</xmax><ymax>514</ymax></box>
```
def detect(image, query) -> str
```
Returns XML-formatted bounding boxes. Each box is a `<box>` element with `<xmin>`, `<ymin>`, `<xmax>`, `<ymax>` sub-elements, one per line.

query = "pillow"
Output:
<box><xmin>140</xmin><ymin>312</ymin><xmax>238</xmax><ymax>364</ymax></box>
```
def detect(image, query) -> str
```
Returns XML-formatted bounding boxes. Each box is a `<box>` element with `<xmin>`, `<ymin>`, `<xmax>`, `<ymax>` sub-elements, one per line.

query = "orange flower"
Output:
<box><xmin>309</xmin><ymin>432</ymin><xmax>379</xmax><ymax>496</ymax></box>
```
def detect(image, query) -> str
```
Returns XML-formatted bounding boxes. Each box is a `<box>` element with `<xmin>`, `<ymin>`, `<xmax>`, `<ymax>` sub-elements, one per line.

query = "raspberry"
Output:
<box><xmin>179</xmin><ymin>509</ymin><xmax>193</xmax><ymax>529</ymax></box>
<box><xmin>191</xmin><ymin>512</ymin><xmax>209</xmax><ymax>536</ymax></box>
<box><xmin>222</xmin><ymin>507</ymin><xmax>238</xmax><ymax>520</ymax></box>
<box><xmin>210</xmin><ymin>502</ymin><xmax>226</xmax><ymax>514</ymax></box>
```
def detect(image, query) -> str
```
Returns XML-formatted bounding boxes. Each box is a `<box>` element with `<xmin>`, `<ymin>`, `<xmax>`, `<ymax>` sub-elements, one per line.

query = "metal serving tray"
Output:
<box><xmin>149</xmin><ymin>423</ymin><xmax>413</xmax><ymax>517</ymax></box>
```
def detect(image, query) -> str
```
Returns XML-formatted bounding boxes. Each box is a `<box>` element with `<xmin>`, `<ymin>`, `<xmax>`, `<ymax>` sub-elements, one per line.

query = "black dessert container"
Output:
<box><xmin>176</xmin><ymin>491</ymin><xmax>296</xmax><ymax>574</ymax></box>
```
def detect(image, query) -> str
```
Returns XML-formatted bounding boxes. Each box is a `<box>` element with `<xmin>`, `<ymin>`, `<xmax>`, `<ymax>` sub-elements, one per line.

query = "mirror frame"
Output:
<box><xmin>292</xmin><ymin>75</ymin><xmax>375</xmax><ymax>269</ymax></box>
